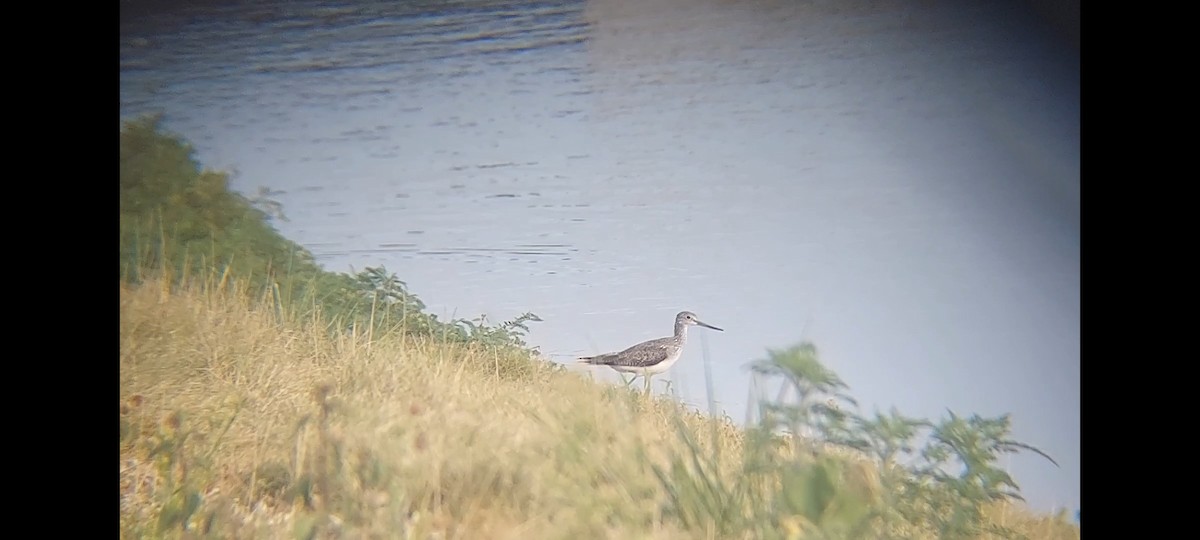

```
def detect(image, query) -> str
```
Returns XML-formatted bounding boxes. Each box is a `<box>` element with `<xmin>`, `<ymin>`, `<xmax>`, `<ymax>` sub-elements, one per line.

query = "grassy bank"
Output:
<box><xmin>119</xmin><ymin>118</ymin><xmax>1078</xmax><ymax>539</ymax></box>
<box><xmin>121</xmin><ymin>275</ymin><xmax>738</xmax><ymax>538</ymax></box>
<box><xmin>120</xmin><ymin>277</ymin><xmax>1078</xmax><ymax>539</ymax></box>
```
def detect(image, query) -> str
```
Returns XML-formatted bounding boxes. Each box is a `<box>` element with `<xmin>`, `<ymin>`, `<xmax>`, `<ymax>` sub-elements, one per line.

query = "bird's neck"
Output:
<box><xmin>674</xmin><ymin>322</ymin><xmax>688</xmax><ymax>341</ymax></box>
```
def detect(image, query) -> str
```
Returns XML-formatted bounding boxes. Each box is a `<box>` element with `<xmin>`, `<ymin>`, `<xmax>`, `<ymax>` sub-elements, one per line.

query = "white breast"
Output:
<box><xmin>643</xmin><ymin>347</ymin><xmax>683</xmax><ymax>375</ymax></box>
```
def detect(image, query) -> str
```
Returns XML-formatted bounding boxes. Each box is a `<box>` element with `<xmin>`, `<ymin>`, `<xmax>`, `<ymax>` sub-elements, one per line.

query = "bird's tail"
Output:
<box><xmin>578</xmin><ymin>354</ymin><xmax>615</xmax><ymax>365</ymax></box>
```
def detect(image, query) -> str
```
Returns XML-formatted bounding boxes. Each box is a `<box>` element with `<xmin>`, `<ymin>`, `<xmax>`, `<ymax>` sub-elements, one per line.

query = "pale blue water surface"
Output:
<box><xmin>121</xmin><ymin>0</ymin><xmax>1079</xmax><ymax>513</ymax></box>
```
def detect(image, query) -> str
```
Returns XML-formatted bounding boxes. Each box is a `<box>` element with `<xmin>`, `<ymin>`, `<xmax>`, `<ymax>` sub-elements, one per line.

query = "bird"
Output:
<box><xmin>578</xmin><ymin>311</ymin><xmax>723</xmax><ymax>395</ymax></box>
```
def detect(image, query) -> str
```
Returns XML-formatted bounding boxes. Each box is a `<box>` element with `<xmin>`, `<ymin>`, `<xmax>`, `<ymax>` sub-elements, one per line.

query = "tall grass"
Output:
<box><xmin>121</xmin><ymin>275</ymin><xmax>736</xmax><ymax>538</ymax></box>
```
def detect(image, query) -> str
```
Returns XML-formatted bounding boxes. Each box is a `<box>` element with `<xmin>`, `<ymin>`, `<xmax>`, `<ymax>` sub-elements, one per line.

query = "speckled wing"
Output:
<box><xmin>579</xmin><ymin>336</ymin><xmax>676</xmax><ymax>367</ymax></box>
<box><xmin>606</xmin><ymin>337</ymin><xmax>674</xmax><ymax>367</ymax></box>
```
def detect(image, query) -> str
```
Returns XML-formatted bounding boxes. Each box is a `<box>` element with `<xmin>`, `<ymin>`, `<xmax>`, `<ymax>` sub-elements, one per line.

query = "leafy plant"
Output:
<box><xmin>749</xmin><ymin>344</ymin><xmax>861</xmax><ymax>451</ymax></box>
<box><xmin>907</xmin><ymin>412</ymin><xmax>1059</xmax><ymax>538</ymax></box>
<box><xmin>654</xmin><ymin>341</ymin><xmax>1060</xmax><ymax>539</ymax></box>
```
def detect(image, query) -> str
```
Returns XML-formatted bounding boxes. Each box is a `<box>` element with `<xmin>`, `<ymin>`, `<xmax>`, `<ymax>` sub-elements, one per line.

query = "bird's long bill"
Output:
<box><xmin>696</xmin><ymin>319</ymin><xmax>724</xmax><ymax>331</ymax></box>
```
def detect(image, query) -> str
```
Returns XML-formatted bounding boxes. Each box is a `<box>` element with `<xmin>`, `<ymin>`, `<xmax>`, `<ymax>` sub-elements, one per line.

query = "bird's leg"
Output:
<box><xmin>644</xmin><ymin>373</ymin><xmax>652</xmax><ymax>396</ymax></box>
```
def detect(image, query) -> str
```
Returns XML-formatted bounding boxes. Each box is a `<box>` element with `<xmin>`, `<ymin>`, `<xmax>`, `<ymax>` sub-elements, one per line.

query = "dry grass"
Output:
<box><xmin>980</xmin><ymin>503</ymin><xmax>1081</xmax><ymax>540</ymax></box>
<box><xmin>119</xmin><ymin>277</ymin><xmax>1075</xmax><ymax>539</ymax></box>
<box><xmin>120</xmin><ymin>278</ymin><xmax>741</xmax><ymax>539</ymax></box>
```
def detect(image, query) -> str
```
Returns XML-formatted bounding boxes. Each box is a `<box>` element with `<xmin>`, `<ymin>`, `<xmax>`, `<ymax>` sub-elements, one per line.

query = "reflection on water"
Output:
<box><xmin>120</xmin><ymin>0</ymin><xmax>1078</xmax><ymax>512</ymax></box>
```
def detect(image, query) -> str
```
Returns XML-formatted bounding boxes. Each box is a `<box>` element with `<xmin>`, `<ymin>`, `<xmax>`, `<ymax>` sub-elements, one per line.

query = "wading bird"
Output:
<box><xmin>579</xmin><ymin>311</ymin><xmax>723</xmax><ymax>395</ymax></box>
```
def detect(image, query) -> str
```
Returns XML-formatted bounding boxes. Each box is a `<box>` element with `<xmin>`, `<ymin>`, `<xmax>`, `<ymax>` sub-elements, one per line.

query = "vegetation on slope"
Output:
<box><xmin>119</xmin><ymin>115</ymin><xmax>542</xmax><ymax>350</ymax></box>
<box><xmin>119</xmin><ymin>118</ymin><xmax>1078</xmax><ymax>539</ymax></box>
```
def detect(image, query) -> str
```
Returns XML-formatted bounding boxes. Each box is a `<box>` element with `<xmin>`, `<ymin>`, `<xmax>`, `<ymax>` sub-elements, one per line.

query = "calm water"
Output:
<box><xmin>120</xmin><ymin>0</ymin><xmax>1080</xmax><ymax>513</ymax></box>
